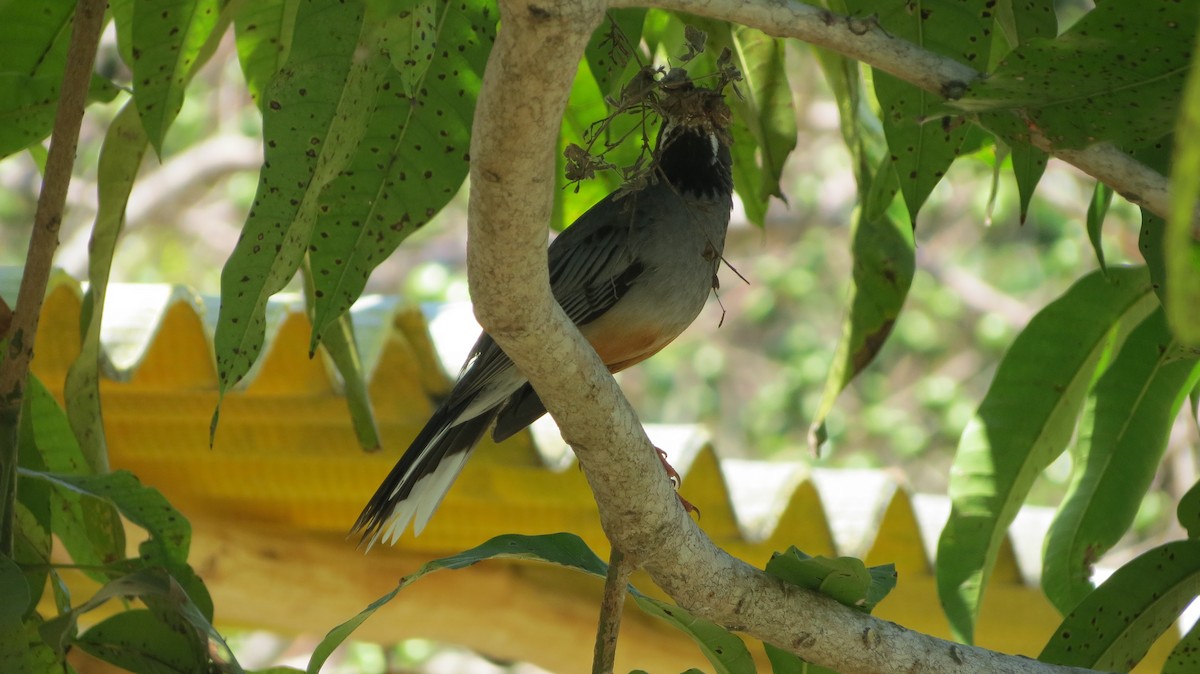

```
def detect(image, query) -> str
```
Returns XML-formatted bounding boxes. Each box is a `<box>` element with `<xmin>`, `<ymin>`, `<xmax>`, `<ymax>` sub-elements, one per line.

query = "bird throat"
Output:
<box><xmin>656</xmin><ymin>126</ymin><xmax>733</xmax><ymax>199</ymax></box>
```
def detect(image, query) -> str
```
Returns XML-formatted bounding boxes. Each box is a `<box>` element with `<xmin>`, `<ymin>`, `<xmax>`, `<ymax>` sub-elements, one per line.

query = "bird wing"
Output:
<box><xmin>492</xmin><ymin>193</ymin><xmax>651</xmax><ymax>441</ymax></box>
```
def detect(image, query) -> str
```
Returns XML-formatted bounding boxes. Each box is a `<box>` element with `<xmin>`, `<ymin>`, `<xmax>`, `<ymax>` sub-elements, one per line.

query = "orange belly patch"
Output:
<box><xmin>579</xmin><ymin>313</ymin><xmax>671</xmax><ymax>373</ymax></box>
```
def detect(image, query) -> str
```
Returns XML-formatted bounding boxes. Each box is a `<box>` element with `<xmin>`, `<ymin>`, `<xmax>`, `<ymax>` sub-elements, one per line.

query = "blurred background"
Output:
<box><xmin>1</xmin><ymin>11</ymin><xmax>1192</xmax><ymax>673</ymax></box>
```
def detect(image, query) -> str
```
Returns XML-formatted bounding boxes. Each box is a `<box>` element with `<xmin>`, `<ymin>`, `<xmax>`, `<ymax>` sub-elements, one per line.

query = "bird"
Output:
<box><xmin>353</xmin><ymin>85</ymin><xmax>734</xmax><ymax>549</ymax></box>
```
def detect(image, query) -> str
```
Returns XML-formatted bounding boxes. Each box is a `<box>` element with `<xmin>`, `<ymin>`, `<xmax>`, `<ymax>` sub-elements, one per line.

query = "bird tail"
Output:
<box><xmin>352</xmin><ymin>403</ymin><xmax>498</xmax><ymax>549</ymax></box>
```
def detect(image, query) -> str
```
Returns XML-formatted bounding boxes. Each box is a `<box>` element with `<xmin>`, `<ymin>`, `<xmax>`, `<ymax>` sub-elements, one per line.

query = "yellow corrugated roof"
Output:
<box><xmin>12</xmin><ymin>272</ymin><xmax>1179</xmax><ymax>672</ymax></box>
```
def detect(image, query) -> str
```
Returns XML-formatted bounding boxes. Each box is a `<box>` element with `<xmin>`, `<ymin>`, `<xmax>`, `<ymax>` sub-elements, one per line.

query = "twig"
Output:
<box><xmin>593</xmin><ymin>546</ymin><xmax>634</xmax><ymax>674</ymax></box>
<box><xmin>0</xmin><ymin>0</ymin><xmax>108</xmax><ymax>556</ymax></box>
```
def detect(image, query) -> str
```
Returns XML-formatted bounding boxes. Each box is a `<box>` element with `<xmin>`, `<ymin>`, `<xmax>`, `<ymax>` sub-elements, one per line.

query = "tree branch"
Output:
<box><xmin>468</xmin><ymin>0</ymin><xmax>1104</xmax><ymax>672</ymax></box>
<box><xmin>0</xmin><ymin>0</ymin><xmax>109</xmax><ymax>557</ymax></box>
<box><xmin>610</xmin><ymin>0</ymin><xmax>1186</xmax><ymax>229</ymax></box>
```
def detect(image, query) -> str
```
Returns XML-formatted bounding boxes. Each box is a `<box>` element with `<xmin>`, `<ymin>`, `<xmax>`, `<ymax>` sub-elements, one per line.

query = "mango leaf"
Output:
<box><xmin>11</xmin><ymin>502</ymin><xmax>50</xmax><ymax>622</ymax></box>
<box><xmin>847</xmin><ymin>0</ymin><xmax>990</xmax><ymax>223</ymax></box>
<box><xmin>1164</xmin><ymin>620</ymin><xmax>1200</xmax><ymax>674</ymax></box>
<box><xmin>0</xmin><ymin>0</ymin><xmax>76</xmax><ymax>74</ymax></box>
<box><xmin>1167</xmin><ymin>26</ymin><xmax>1200</xmax><ymax>345</ymax></box>
<box><xmin>0</xmin><ymin>553</ymin><xmax>29</xmax><ymax>627</ymax></box>
<box><xmin>77</xmin><ymin>609</ymin><xmax>207</xmax><ymax>674</ymax></box>
<box><xmin>0</xmin><ymin>1</ymin><xmax>120</xmax><ymax>158</ymax></box>
<box><xmin>20</xmin><ymin>377</ymin><xmax>124</xmax><ymax>582</ymax></box>
<box><xmin>309</xmin><ymin>533</ymin><xmax>752</xmax><ymax>674</ymax></box>
<box><xmin>1180</xmin><ymin>479</ymin><xmax>1200</xmax><ymax>538</ymax></box>
<box><xmin>987</xmin><ymin>0</ymin><xmax>1055</xmax><ymax>220</ymax></box>
<box><xmin>38</xmin><ymin>567</ymin><xmax>238</xmax><ymax>671</ymax></box>
<box><xmin>554</xmin><ymin>58</ymin><xmax>624</xmax><ymax>231</ymax></box>
<box><xmin>957</xmin><ymin>0</ymin><xmax>1198</xmax><ymax>150</ymax></box>
<box><xmin>1141</xmin><ymin>210</ymin><xmax>1169</xmax><ymax>306</ymax></box>
<box><xmin>0</xmin><ymin>619</ymin><xmax>61</xmax><ymax>671</ymax></box>
<box><xmin>66</xmin><ymin>100</ymin><xmax>149</xmax><ymax>477</ymax></box>
<box><xmin>1085</xmin><ymin>182</ymin><xmax>1113</xmax><ymax>276</ymax></box>
<box><xmin>19</xmin><ymin>469</ymin><xmax>190</xmax><ymax>566</ymax></box>
<box><xmin>937</xmin><ymin>266</ymin><xmax>1158</xmax><ymax>643</ymax></box>
<box><xmin>988</xmin><ymin>0</ymin><xmax>1056</xmax><ymax>65</ymax></box>
<box><xmin>1039</xmin><ymin>540</ymin><xmax>1200</xmax><ymax>671</ymax></box>
<box><xmin>305</xmin><ymin>0</ymin><xmax>494</xmax><ymax>350</ymax></box>
<box><xmin>0</xmin><ymin>72</ymin><xmax>119</xmax><ymax>158</ymax></box>
<box><xmin>213</xmin><ymin>0</ymin><xmax>384</xmax><ymax>406</ymax></box>
<box><xmin>1042</xmin><ymin>309</ymin><xmax>1200</xmax><ymax>613</ymax></box>
<box><xmin>766</xmin><ymin>546</ymin><xmax>896</xmax><ymax>613</ymax></box>
<box><xmin>632</xmin><ymin>594</ymin><xmax>755</xmax><ymax>674</ymax></box>
<box><xmin>809</xmin><ymin>156</ymin><xmax>911</xmax><ymax>450</ymax></box>
<box><xmin>234</xmin><ymin>0</ymin><xmax>299</xmax><ymax>106</ymax></box>
<box><xmin>584</xmin><ymin>8</ymin><xmax>645</xmax><ymax>98</ymax></box>
<box><xmin>129</xmin><ymin>0</ymin><xmax>227</xmax><ymax>153</ymax></box>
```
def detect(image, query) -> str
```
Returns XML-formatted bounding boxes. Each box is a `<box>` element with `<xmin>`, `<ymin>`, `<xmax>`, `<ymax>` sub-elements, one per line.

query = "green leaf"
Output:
<box><xmin>0</xmin><ymin>619</ymin><xmax>62</xmax><ymax>671</ymax></box>
<box><xmin>310</xmin><ymin>533</ymin><xmax>749</xmax><ymax>674</ymax></box>
<box><xmin>1039</xmin><ymin>540</ymin><xmax>1200</xmax><ymax>670</ymax></box>
<box><xmin>584</xmin><ymin>8</ymin><xmax>645</xmax><ymax>98</ymax></box>
<box><xmin>989</xmin><ymin>0</ymin><xmax>1056</xmax><ymax>65</ymax></box>
<box><xmin>554</xmin><ymin>57</ymin><xmax>624</xmax><ymax>230</ymax></box>
<box><xmin>937</xmin><ymin>266</ymin><xmax>1158</xmax><ymax>643</ymax></box>
<box><xmin>214</xmin><ymin>0</ymin><xmax>381</xmax><ymax>401</ymax></box>
<box><xmin>130</xmin><ymin>0</ymin><xmax>226</xmax><ymax>153</ymax></box>
<box><xmin>1008</xmin><ymin>141</ymin><xmax>1047</xmax><ymax>225</ymax></box>
<box><xmin>1164</xmin><ymin>619</ymin><xmax>1200</xmax><ymax>674</ymax></box>
<box><xmin>20</xmin><ymin>377</ymin><xmax>124</xmax><ymax>582</ymax></box>
<box><xmin>1180</xmin><ymin>479</ymin><xmax>1200</xmax><ymax>538</ymax></box>
<box><xmin>77</xmin><ymin>610</ymin><xmax>207</xmax><ymax>674</ymax></box>
<box><xmin>958</xmin><ymin>1</ymin><xmax>1198</xmax><ymax>150</ymax></box>
<box><xmin>1085</xmin><ymin>182</ymin><xmax>1113</xmax><ymax>276</ymax></box>
<box><xmin>19</xmin><ymin>469</ymin><xmax>190</xmax><ymax>566</ymax></box>
<box><xmin>11</xmin><ymin>502</ymin><xmax>50</xmax><ymax>622</ymax></box>
<box><xmin>1140</xmin><ymin>210</ymin><xmax>1169</xmax><ymax>306</ymax></box>
<box><xmin>765</xmin><ymin>547</ymin><xmax>896</xmax><ymax>613</ymax></box>
<box><xmin>309</xmin><ymin>533</ymin><xmax>609</xmax><ymax>673</ymax></box>
<box><xmin>632</xmin><ymin>595</ymin><xmax>755</xmax><ymax>674</ymax></box>
<box><xmin>0</xmin><ymin>1</ymin><xmax>120</xmax><ymax>157</ymax></box>
<box><xmin>1042</xmin><ymin>309</ymin><xmax>1200</xmax><ymax>613</ymax></box>
<box><xmin>0</xmin><ymin>553</ymin><xmax>30</xmax><ymax>627</ymax></box>
<box><xmin>1167</xmin><ymin>25</ymin><xmax>1200</xmax><ymax>345</ymax></box>
<box><xmin>809</xmin><ymin>156</ymin><xmax>912</xmax><ymax>450</ymax></box>
<box><xmin>302</xmin><ymin>259</ymin><xmax>379</xmax><ymax>451</ymax></box>
<box><xmin>233</xmin><ymin>0</ymin><xmax>299</xmax><ymax>106</ymax></box>
<box><xmin>0</xmin><ymin>72</ymin><xmax>120</xmax><ymax>158</ymax></box>
<box><xmin>848</xmin><ymin>0</ymin><xmax>990</xmax><ymax>223</ymax></box>
<box><xmin>66</xmin><ymin>100</ymin><xmax>150</xmax><ymax>476</ymax></box>
<box><xmin>0</xmin><ymin>0</ymin><xmax>76</xmax><ymax>75</ymax></box>
<box><xmin>306</xmin><ymin>0</ymin><xmax>495</xmax><ymax>348</ymax></box>
<box><xmin>39</xmin><ymin>566</ymin><xmax>238</xmax><ymax>670</ymax></box>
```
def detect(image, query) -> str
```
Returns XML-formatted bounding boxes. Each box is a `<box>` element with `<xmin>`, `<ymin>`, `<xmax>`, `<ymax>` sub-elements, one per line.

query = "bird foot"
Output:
<box><xmin>656</xmin><ymin>447</ymin><xmax>700</xmax><ymax>518</ymax></box>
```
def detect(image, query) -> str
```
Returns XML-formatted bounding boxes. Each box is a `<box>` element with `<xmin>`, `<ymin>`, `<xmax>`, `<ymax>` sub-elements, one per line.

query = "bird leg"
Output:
<box><xmin>655</xmin><ymin>447</ymin><xmax>700</xmax><ymax>517</ymax></box>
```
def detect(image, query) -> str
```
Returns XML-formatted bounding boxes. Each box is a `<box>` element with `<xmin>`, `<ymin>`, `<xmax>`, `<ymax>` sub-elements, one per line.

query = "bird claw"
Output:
<box><xmin>655</xmin><ymin>447</ymin><xmax>700</xmax><ymax>518</ymax></box>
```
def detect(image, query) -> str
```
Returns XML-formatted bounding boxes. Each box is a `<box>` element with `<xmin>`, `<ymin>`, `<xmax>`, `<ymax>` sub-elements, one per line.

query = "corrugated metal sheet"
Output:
<box><xmin>9</xmin><ymin>271</ymin><xmax>1179</xmax><ymax>671</ymax></box>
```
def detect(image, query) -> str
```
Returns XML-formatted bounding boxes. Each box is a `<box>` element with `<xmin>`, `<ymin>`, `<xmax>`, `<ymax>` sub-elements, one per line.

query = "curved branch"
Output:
<box><xmin>468</xmin><ymin>0</ymin><xmax>1104</xmax><ymax>673</ymax></box>
<box><xmin>611</xmin><ymin>0</ymin><xmax>1184</xmax><ymax>228</ymax></box>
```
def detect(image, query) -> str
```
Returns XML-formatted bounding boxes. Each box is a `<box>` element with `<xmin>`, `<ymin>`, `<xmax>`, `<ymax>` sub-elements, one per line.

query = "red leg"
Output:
<box><xmin>655</xmin><ymin>447</ymin><xmax>700</xmax><ymax>518</ymax></box>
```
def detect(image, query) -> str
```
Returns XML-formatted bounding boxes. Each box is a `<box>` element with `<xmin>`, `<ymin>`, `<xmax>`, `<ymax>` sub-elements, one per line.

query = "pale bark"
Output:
<box><xmin>467</xmin><ymin>0</ymin><xmax>1113</xmax><ymax>672</ymax></box>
